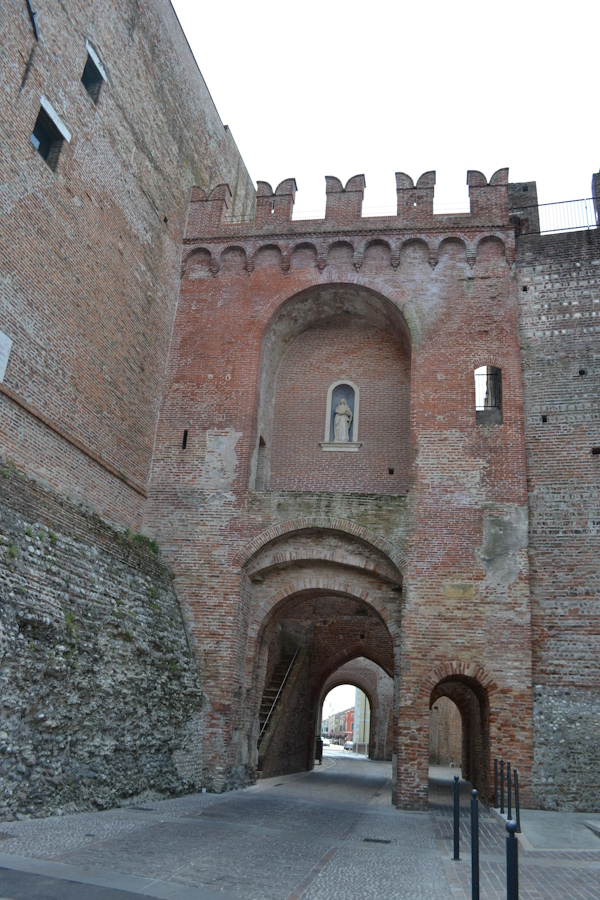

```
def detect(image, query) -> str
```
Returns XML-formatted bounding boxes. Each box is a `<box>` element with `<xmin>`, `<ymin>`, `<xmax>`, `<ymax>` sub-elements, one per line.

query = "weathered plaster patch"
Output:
<box><xmin>444</xmin><ymin>582</ymin><xmax>474</xmax><ymax>599</ymax></box>
<box><xmin>479</xmin><ymin>505</ymin><xmax>528</xmax><ymax>587</ymax></box>
<box><xmin>200</xmin><ymin>429</ymin><xmax>242</xmax><ymax>490</ymax></box>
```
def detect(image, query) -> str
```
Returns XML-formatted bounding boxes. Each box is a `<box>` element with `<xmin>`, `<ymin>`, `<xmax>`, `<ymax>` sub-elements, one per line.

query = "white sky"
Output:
<box><xmin>323</xmin><ymin>685</ymin><xmax>356</xmax><ymax>717</ymax></box>
<box><xmin>172</xmin><ymin>0</ymin><xmax>599</xmax><ymax>216</ymax></box>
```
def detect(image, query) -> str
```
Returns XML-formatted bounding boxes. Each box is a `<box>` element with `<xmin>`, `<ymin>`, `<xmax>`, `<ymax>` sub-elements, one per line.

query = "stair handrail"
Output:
<box><xmin>259</xmin><ymin>645</ymin><xmax>300</xmax><ymax>741</ymax></box>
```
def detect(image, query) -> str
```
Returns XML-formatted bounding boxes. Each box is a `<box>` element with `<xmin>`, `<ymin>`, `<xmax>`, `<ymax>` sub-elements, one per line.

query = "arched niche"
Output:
<box><xmin>321</xmin><ymin>380</ymin><xmax>361</xmax><ymax>449</ymax></box>
<box><xmin>249</xmin><ymin>284</ymin><xmax>411</xmax><ymax>493</ymax></box>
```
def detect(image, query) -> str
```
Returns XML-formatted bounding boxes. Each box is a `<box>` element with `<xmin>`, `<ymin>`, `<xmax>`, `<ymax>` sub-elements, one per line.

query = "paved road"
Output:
<box><xmin>0</xmin><ymin>758</ymin><xmax>598</xmax><ymax>899</ymax></box>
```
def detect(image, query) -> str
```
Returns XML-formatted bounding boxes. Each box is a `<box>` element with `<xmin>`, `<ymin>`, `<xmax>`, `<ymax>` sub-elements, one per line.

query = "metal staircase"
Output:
<box><xmin>258</xmin><ymin>646</ymin><xmax>300</xmax><ymax>742</ymax></box>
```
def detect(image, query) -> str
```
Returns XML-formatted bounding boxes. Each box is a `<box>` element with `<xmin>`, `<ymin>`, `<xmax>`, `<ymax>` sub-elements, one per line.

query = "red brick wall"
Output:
<box><xmin>270</xmin><ymin>318</ymin><xmax>410</xmax><ymax>493</ymax></box>
<box><xmin>0</xmin><ymin>0</ymin><xmax>254</xmax><ymax>526</ymax></box>
<box><xmin>145</xmin><ymin>171</ymin><xmax>534</xmax><ymax>807</ymax></box>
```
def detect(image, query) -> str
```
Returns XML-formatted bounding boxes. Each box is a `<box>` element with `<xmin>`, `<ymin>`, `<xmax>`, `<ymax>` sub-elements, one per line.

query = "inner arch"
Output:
<box><xmin>250</xmin><ymin>284</ymin><xmax>411</xmax><ymax>492</ymax></box>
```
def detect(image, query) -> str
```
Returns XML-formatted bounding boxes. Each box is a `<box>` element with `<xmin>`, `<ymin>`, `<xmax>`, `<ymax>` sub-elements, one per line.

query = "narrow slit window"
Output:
<box><xmin>255</xmin><ymin>436</ymin><xmax>267</xmax><ymax>490</ymax></box>
<box><xmin>475</xmin><ymin>366</ymin><xmax>502</xmax><ymax>425</ymax></box>
<box><xmin>81</xmin><ymin>50</ymin><xmax>104</xmax><ymax>104</ymax></box>
<box><xmin>182</xmin><ymin>429</ymin><xmax>188</xmax><ymax>450</ymax></box>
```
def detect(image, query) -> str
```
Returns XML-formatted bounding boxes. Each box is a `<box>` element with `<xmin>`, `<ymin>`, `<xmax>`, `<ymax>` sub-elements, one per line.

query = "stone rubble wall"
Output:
<box><xmin>0</xmin><ymin>463</ymin><xmax>203</xmax><ymax>820</ymax></box>
<box><xmin>516</xmin><ymin>226</ymin><xmax>600</xmax><ymax>810</ymax></box>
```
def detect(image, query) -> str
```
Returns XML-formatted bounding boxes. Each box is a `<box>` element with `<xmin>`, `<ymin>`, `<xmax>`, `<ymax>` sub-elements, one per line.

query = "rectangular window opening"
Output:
<box><xmin>30</xmin><ymin>107</ymin><xmax>63</xmax><ymax>170</ymax></box>
<box><xmin>592</xmin><ymin>447</ymin><xmax>600</xmax><ymax>456</ymax></box>
<box><xmin>522</xmin><ymin>286</ymin><xmax>528</xmax><ymax>292</ymax></box>
<box><xmin>182</xmin><ymin>429</ymin><xmax>188</xmax><ymax>450</ymax></box>
<box><xmin>388</xmin><ymin>468</ymin><xmax>395</xmax><ymax>475</ymax></box>
<box><xmin>82</xmin><ymin>53</ymin><xmax>103</xmax><ymax>103</ymax></box>
<box><xmin>475</xmin><ymin>366</ymin><xmax>503</xmax><ymax>425</ymax></box>
<box><xmin>579</xmin><ymin>369</ymin><xmax>587</xmax><ymax>376</ymax></box>
<box><xmin>541</xmin><ymin>415</ymin><xmax>547</xmax><ymax>423</ymax></box>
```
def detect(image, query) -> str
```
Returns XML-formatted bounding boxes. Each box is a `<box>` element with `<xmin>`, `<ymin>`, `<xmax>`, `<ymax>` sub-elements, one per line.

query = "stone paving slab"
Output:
<box><xmin>0</xmin><ymin>759</ymin><xmax>599</xmax><ymax>898</ymax></box>
<box><xmin>430</xmin><ymin>774</ymin><xmax>600</xmax><ymax>899</ymax></box>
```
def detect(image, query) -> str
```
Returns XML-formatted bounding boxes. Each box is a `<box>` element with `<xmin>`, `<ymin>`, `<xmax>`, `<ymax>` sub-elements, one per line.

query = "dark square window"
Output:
<box><xmin>81</xmin><ymin>53</ymin><xmax>103</xmax><ymax>103</ymax></box>
<box><xmin>30</xmin><ymin>107</ymin><xmax>63</xmax><ymax>171</ymax></box>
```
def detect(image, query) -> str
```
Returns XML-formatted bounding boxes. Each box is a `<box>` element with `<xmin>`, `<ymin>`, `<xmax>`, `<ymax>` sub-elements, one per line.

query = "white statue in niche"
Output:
<box><xmin>333</xmin><ymin>397</ymin><xmax>353</xmax><ymax>442</ymax></box>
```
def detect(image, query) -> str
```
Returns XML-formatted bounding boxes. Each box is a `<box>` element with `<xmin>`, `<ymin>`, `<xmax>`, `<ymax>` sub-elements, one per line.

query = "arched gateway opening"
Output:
<box><xmin>252</xmin><ymin>588</ymin><xmax>395</xmax><ymax>779</ymax></box>
<box><xmin>238</xmin><ymin>522</ymin><xmax>402</xmax><ymax>798</ymax></box>
<box><xmin>429</xmin><ymin>675</ymin><xmax>491</xmax><ymax>801</ymax></box>
<box><xmin>320</xmin><ymin>659</ymin><xmax>394</xmax><ymax>760</ymax></box>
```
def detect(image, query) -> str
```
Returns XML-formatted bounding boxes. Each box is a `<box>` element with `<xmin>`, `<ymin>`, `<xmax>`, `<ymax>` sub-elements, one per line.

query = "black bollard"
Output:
<box><xmin>506</xmin><ymin>819</ymin><xmax>519</xmax><ymax>899</ymax></box>
<box><xmin>471</xmin><ymin>789</ymin><xmax>480</xmax><ymax>900</ymax></box>
<box><xmin>494</xmin><ymin>758</ymin><xmax>498</xmax><ymax>808</ymax></box>
<box><xmin>500</xmin><ymin>759</ymin><xmax>505</xmax><ymax>814</ymax></box>
<box><xmin>453</xmin><ymin>775</ymin><xmax>460</xmax><ymax>860</ymax></box>
<box><xmin>514</xmin><ymin>770</ymin><xmax>521</xmax><ymax>833</ymax></box>
<box><xmin>507</xmin><ymin>761</ymin><xmax>512</xmax><ymax>820</ymax></box>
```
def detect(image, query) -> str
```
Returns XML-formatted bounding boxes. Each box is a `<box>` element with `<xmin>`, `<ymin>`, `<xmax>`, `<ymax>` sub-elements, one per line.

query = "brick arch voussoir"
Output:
<box><xmin>254</xmin><ymin>578</ymin><xmax>397</xmax><ymax>635</ymax></box>
<box><xmin>470</xmin><ymin>353</ymin><xmax>509</xmax><ymax>373</ymax></box>
<box><xmin>420</xmin><ymin>661</ymin><xmax>499</xmax><ymax>705</ymax></box>
<box><xmin>319</xmin><ymin>643</ymin><xmax>395</xmax><ymax>683</ymax></box>
<box><xmin>244</xmin><ymin>271</ymin><xmax>420</xmax><ymax>348</ymax></box>
<box><xmin>234</xmin><ymin>517</ymin><xmax>408</xmax><ymax>576</ymax></box>
<box><xmin>244</xmin><ymin>580</ymin><xmax>397</xmax><ymax>687</ymax></box>
<box><xmin>430</xmin><ymin>681</ymin><xmax>474</xmax><ymax>713</ymax></box>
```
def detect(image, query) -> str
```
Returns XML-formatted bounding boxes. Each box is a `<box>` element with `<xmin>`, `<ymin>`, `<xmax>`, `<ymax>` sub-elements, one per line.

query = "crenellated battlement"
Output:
<box><xmin>185</xmin><ymin>168</ymin><xmax>514</xmax><ymax>240</ymax></box>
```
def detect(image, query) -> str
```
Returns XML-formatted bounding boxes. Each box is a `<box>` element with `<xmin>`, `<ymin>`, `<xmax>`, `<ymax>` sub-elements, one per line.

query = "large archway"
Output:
<box><xmin>252</xmin><ymin>588</ymin><xmax>395</xmax><ymax>779</ymax></box>
<box><xmin>248</xmin><ymin>282</ymin><xmax>412</xmax><ymax>494</ymax></box>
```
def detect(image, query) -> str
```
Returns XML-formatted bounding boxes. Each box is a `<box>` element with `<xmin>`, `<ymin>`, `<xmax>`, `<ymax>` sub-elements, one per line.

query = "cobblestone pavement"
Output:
<box><xmin>0</xmin><ymin>759</ymin><xmax>598</xmax><ymax>899</ymax></box>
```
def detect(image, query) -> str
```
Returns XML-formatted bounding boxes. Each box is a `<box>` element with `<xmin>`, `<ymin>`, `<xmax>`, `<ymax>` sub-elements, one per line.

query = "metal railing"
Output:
<box><xmin>475</xmin><ymin>371</ymin><xmax>502</xmax><ymax>411</ymax></box>
<box><xmin>258</xmin><ymin>645</ymin><xmax>300</xmax><ymax>741</ymax></box>
<box><xmin>494</xmin><ymin>757</ymin><xmax>521</xmax><ymax>832</ymax></box>
<box><xmin>451</xmin><ymin>765</ymin><xmax>521</xmax><ymax>900</ymax></box>
<box><xmin>512</xmin><ymin>197</ymin><xmax>598</xmax><ymax>236</ymax></box>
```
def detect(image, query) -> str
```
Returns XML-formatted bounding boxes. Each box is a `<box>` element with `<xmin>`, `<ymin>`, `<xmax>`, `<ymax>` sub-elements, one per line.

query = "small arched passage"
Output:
<box><xmin>430</xmin><ymin>675</ymin><xmax>491</xmax><ymax>802</ymax></box>
<box><xmin>319</xmin><ymin>657</ymin><xmax>395</xmax><ymax>761</ymax></box>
